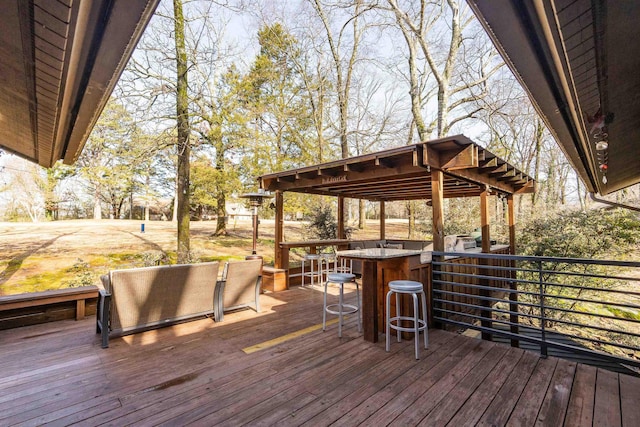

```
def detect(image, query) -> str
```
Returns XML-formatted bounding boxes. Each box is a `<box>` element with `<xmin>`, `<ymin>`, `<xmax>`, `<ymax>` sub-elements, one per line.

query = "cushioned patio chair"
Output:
<box><xmin>97</xmin><ymin>261</ymin><xmax>220</xmax><ymax>348</ymax></box>
<box><xmin>214</xmin><ymin>259</ymin><xmax>263</xmax><ymax>321</ymax></box>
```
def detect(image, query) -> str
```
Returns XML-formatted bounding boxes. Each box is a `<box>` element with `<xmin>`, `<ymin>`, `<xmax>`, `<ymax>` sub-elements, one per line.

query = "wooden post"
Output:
<box><xmin>338</xmin><ymin>196</ymin><xmax>345</xmax><ymax>239</ymax></box>
<box><xmin>274</xmin><ymin>191</ymin><xmax>284</xmax><ymax>269</ymax></box>
<box><xmin>479</xmin><ymin>186</ymin><xmax>492</xmax><ymax>341</ymax></box>
<box><xmin>507</xmin><ymin>194</ymin><xmax>516</xmax><ymax>255</ymax></box>
<box><xmin>431</xmin><ymin>169</ymin><xmax>445</xmax><ymax>329</ymax></box>
<box><xmin>380</xmin><ymin>201</ymin><xmax>385</xmax><ymax>240</ymax></box>
<box><xmin>507</xmin><ymin>194</ymin><xmax>519</xmax><ymax>347</ymax></box>
<box><xmin>362</xmin><ymin>260</ymin><xmax>378</xmax><ymax>342</ymax></box>
<box><xmin>431</xmin><ymin>169</ymin><xmax>444</xmax><ymax>252</ymax></box>
<box><xmin>76</xmin><ymin>299</ymin><xmax>86</xmax><ymax>320</ymax></box>
<box><xmin>480</xmin><ymin>186</ymin><xmax>491</xmax><ymax>253</ymax></box>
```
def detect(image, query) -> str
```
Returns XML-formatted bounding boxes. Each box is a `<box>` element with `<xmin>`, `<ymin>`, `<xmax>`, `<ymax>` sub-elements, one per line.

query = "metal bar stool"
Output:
<box><xmin>319</xmin><ymin>251</ymin><xmax>336</xmax><ymax>281</ymax></box>
<box><xmin>323</xmin><ymin>273</ymin><xmax>361</xmax><ymax>338</ymax></box>
<box><xmin>335</xmin><ymin>255</ymin><xmax>353</xmax><ymax>274</ymax></box>
<box><xmin>386</xmin><ymin>280</ymin><xmax>428</xmax><ymax>359</ymax></box>
<box><xmin>301</xmin><ymin>253</ymin><xmax>321</xmax><ymax>287</ymax></box>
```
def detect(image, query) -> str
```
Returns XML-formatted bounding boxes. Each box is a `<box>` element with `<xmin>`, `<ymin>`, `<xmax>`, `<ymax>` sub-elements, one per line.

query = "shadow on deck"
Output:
<box><xmin>1</xmin><ymin>286</ymin><xmax>638</xmax><ymax>426</ymax></box>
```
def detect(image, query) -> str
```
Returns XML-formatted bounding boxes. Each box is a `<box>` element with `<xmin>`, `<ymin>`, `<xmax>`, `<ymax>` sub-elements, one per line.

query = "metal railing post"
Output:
<box><xmin>479</xmin><ymin>256</ymin><xmax>493</xmax><ymax>341</ymax></box>
<box><xmin>538</xmin><ymin>260</ymin><xmax>548</xmax><ymax>358</ymax></box>
<box><xmin>432</xmin><ymin>254</ymin><xmax>443</xmax><ymax>329</ymax></box>
<box><xmin>509</xmin><ymin>258</ymin><xmax>519</xmax><ymax>348</ymax></box>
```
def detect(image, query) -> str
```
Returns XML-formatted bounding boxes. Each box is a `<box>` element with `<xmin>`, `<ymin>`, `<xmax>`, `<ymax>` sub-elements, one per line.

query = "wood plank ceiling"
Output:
<box><xmin>0</xmin><ymin>0</ymin><xmax>159</xmax><ymax>168</ymax></box>
<box><xmin>260</xmin><ymin>135</ymin><xmax>535</xmax><ymax>201</ymax></box>
<box><xmin>467</xmin><ymin>0</ymin><xmax>640</xmax><ymax>196</ymax></box>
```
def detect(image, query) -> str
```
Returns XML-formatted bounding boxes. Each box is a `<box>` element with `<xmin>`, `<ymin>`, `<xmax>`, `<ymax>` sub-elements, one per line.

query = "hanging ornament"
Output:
<box><xmin>589</xmin><ymin>108</ymin><xmax>613</xmax><ymax>186</ymax></box>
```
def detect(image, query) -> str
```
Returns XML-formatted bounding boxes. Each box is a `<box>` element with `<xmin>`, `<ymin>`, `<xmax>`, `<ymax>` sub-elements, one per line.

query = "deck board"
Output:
<box><xmin>418</xmin><ymin>343</ymin><xmax>511</xmax><ymax>426</ymax></box>
<box><xmin>593</xmin><ymin>368</ymin><xmax>622</xmax><ymax>427</ymax></box>
<box><xmin>0</xmin><ymin>286</ymin><xmax>637</xmax><ymax>426</ymax></box>
<box><xmin>476</xmin><ymin>349</ymin><xmax>541</xmax><ymax>426</ymax></box>
<box><xmin>385</xmin><ymin>340</ymin><xmax>496</xmax><ymax>426</ymax></box>
<box><xmin>564</xmin><ymin>363</ymin><xmax>596</xmax><ymax>427</ymax></box>
<box><xmin>619</xmin><ymin>373</ymin><xmax>640</xmax><ymax>426</ymax></box>
<box><xmin>445</xmin><ymin>346</ymin><xmax>525</xmax><ymax>426</ymax></box>
<box><xmin>535</xmin><ymin>359</ymin><xmax>577</xmax><ymax>426</ymax></box>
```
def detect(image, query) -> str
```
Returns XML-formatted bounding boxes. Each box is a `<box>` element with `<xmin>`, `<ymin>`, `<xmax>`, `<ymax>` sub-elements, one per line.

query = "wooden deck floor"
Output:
<box><xmin>1</xmin><ymin>286</ymin><xmax>638</xmax><ymax>426</ymax></box>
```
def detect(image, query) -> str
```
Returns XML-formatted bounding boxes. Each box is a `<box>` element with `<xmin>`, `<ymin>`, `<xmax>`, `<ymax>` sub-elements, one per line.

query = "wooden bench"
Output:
<box><xmin>0</xmin><ymin>286</ymin><xmax>99</xmax><ymax>330</ymax></box>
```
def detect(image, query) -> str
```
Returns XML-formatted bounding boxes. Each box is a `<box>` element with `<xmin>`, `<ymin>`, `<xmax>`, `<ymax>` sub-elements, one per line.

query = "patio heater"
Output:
<box><xmin>240</xmin><ymin>189</ymin><xmax>270</xmax><ymax>260</ymax></box>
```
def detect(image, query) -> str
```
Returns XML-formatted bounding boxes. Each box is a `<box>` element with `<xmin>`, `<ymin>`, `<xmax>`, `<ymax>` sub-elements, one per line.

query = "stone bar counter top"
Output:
<box><xmin>336</xmin><ymin>248</ymin><xmax>423</xmax><ymax>259</ymax></box>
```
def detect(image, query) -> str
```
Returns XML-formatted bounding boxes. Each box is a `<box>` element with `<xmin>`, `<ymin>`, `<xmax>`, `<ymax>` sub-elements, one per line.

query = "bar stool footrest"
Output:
<box><xmin>388</xmin><ymin>316</ymin><xmax>427</xmax><ymax>333</ymax></box>
<box><xmin>325</xmin><ymin>303</ymin><xmax>359</xmax><ymax>316</ymax></box>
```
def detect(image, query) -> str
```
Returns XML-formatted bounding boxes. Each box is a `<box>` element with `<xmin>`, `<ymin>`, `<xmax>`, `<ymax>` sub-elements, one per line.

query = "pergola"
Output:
<box><xmin>259</xmin><ymin>135</ymin><xmax>535</xmax><ymax>269</ymax></box>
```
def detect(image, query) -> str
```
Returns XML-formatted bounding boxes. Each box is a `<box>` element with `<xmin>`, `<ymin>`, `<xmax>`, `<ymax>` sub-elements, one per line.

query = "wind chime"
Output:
<box><xmin>587</xmin><ymin>108</ymin><xmax>613</xmax><ymax>185</ymax></box>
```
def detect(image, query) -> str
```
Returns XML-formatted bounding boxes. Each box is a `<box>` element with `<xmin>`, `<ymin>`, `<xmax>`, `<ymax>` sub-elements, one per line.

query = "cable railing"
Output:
<box><xmin>431</xmin><ymin>251</ymin><xmax>640</xmax><ymax>373</ymax></box>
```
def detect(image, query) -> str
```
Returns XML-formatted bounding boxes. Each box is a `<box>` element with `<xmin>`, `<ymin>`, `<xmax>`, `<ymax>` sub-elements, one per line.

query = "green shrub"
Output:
<box><xmin>519</xmin><ymin>208</ymin><xmax>640</xmax><ymax>259</ymax></box>
<box><xmin>515</xmin><ymin>207</ymin><xmax>640</xmax><ymax>333</ymax></box>
<box><xmin>308</xmin><ymin>205</ymin><xmax>352</xmax><ymax>240</ymax></box>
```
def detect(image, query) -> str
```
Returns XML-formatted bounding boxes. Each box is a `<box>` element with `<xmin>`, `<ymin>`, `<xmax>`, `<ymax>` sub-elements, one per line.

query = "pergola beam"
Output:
<box><xmin>261</xmin><ymin>163</ymin><xmax>427</xmax><ymax>193</ymax></box>
<box><xmin>431</xmin><ymin>169</ymin><xmax>445</xmax><ymax>251</ymax></box>
<box><xmin>434</xmin><ymin>145</ymin><xmax>479</xmax><ymax>170</ymax></box>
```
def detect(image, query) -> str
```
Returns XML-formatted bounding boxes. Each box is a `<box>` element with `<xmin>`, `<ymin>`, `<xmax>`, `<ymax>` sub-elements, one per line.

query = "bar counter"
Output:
<box><xmin>337</xmin><ymin>248</ymin><xmax>431</xmax><ymax>342</ymax></box>
<box><xmin>337</xmin><ymin>245</ymin><xmax>511</xmax><ymax>342</ymax></box>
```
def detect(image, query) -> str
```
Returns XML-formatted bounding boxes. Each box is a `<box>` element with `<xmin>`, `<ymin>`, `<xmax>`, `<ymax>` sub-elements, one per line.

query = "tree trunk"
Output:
<box><xmin>174</xmin><ymin>0</ymin><xmax>190</xmax><ymax>263</ymax></box>
<box><xmin>93</xmin><ymin>191</ymin><xmax>102</xmax><ymax>220</ymax></box>
<box><xmin>407</xmin><ymin>201</ymin><xmax>416</xmax><ymax>239</ymax></box>
<box><xmin>214</xmin><ymin>131</ymin><xmax>227</xmax><ymax>235</ymax></box>
<box><xmin>172</xmin><ymin>188</ymin><xmax>178</xmax><ymax>222</ymax></box>
<box><xmin>215</xmin><ymin>194</ymin><xmax>226</xmax><ymax>236</ymax></box>
<box><xmin>531</xmin><ymin>119</ymin><xmax>543</xmax><ymax>211</ymax></box>
<box><xmin>358</xmin><ymin>199</ymin><xmax>365</xmax><ymax>229</ymax></box>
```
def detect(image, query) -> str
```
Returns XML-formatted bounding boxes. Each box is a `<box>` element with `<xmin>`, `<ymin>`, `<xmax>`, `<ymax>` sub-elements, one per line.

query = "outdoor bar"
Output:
<box><xmin>259</xmin><ymin>134</ymin><xmax>535</xmax><ymax>342</ymax></box>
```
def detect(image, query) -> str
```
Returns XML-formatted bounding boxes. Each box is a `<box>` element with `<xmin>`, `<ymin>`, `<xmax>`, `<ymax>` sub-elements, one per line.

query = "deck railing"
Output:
<box><xmin>431</xmin><ymin>252</ymin><xmax>640</xmax><ymax>372</ymax></box>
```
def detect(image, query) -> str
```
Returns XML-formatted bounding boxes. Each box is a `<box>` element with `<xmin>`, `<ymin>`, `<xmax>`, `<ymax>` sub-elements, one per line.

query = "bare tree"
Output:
<box><xmin>174</xmin><ymin>0</ymin><xmax>191</xmax><ymax>263</ymax></box>
<box><xmin>386</xmin><ymin>0</ymin><xmax>502</xmax><ymax>138</ymax></box>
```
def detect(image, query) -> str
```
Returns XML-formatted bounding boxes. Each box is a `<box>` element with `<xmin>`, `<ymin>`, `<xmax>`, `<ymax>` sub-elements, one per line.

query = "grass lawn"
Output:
<box><xmin>0</xmin><ymin>218</ymin><xmax>417</xmax><ymax>295</ymax></box>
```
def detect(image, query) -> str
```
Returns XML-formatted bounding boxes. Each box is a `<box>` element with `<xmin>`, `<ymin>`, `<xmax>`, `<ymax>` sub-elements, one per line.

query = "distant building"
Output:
<box><xmin>226</xmin><ymin>202</ymin><xmax>252</xmax><ymax>221</ymax></box>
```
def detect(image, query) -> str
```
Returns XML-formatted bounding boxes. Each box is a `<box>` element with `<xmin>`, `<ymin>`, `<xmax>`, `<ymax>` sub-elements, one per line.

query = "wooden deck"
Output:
<box><xmin>1</xmin><ymin>286</ymin><xmax>638</xmax><ymax>426</ymax></box>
